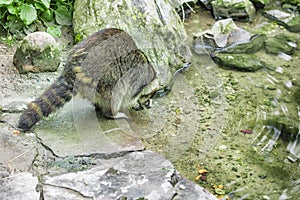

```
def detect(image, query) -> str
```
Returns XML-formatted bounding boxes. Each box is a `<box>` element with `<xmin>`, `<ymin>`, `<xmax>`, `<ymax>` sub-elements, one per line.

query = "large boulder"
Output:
<box><xmin>72</xmin><ymin>0</ymin><xmax>193</xmax><ymax>88</ymax></box>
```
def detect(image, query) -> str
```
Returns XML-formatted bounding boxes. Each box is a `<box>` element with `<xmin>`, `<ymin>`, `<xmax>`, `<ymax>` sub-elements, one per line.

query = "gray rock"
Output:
<box><xmin>211</xmin><ymin>18</ymin><xmax>251</xmax><ymax>48</ymax></box>
<box><xmin>72</xmin><ymin>0</ymin><xmax>192</xmax><ymax>88</ymax></box>
<box><xmin>13</xmin><ymin>32</ymin><xmax>60</xmax><ymax>74</ymax></box>
<box><xmin>174</xmin><ymin>179</ymin><xmax>218</xmax><ymax>200</ymax></box>
<box><xmin>263</xmin><ymin>9</ymin><xmax>300</xmax><ymax>33</ymax></box>
<box><xmin>0</xmin><ymin>172</ymin><xmax>40</xmax><ymax>200</ymax></box>
<box><xmin>215</xmin><ymin>33</ymin><xmax>266</xmax><ymax>54</ymax></box>
<box><xmin>193</xmin><ymin>19</ymin><xmax>266</xmax><ymax>54</ymax></box>
<box><xmin>0</xmin><ymin>123</ymin><xmax>36</xmax><ymax>173</ymax></box>
<box><xmin>211</xmin><ymin>0</ymin><xmax>256</xmax><ymax>22</ymax></box>
<box><xmin>0</xmin><ymin>151</ymin><xmax>217</xmax><ymax>200</ymax></box>
<box><xmin>42</xmin><ymin>151</ymin><xmax>218</xmax><ymax>200</ymax></box>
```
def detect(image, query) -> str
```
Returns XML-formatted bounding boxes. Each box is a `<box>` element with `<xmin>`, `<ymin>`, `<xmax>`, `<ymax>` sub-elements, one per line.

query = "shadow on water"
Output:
<box><xmin>177</xmin><ymin>5</ymin><xmax>300</xmax><ymax>200</ymax></box>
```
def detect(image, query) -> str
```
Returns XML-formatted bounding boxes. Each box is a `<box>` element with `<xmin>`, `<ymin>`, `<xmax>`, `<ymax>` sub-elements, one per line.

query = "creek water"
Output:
<box><xmin>164</xmin><ymin>5</ymin><xmax>300</xmax><ymax>199</ymax></box>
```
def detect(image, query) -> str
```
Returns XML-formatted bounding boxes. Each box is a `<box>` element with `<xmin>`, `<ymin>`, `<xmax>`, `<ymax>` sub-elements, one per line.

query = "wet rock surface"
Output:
<box><xmin>192</xmin><ymin>19</ymin><xmax>267</xmax><ymax>71</ymax></box>
<box><xmin>13</xmin><ymin>32</ymin><xmax>60</xmax><ymax>74</ymax></box>
<box><xmin>192</xmin><ymin>18</ymin><xmax>266</xmax><ymax>55</ymax></box>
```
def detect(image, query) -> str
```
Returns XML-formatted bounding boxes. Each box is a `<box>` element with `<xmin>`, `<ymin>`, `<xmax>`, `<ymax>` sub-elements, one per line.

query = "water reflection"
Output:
<box><xmin>182</xmin><ymin>4</ymin><xmax>300</xmax><ymax>199</ymax></box>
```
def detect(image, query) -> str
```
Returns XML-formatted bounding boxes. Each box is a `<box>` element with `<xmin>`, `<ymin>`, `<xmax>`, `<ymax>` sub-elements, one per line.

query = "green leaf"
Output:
<box><xmin>6</xmin><ymin>15</ymin><xmax>24</xmax><ymax>33</ymax></box>
<box><xmin>24</xmin><ymin>23</ymin><xmax>37</xmax><ymax>35</ymax></box>
<box><xmin>34</xmin><ymin>0</ymin><xmax>50</xmax><ymax>11</ymax></box>
<box><xmin>54</xmin><ymin>6</ymin><xmax>72</xmax><ymax>26</ymax></box>
<box><xmin>19</xmin><ymin>3</ymin><xmax>37</xmax><ymax>25</ymax></box>
<box><xmin>40</xmin><ymin>9</ymin><xmax>53</xmax><ymax>22</ymax></box>
<box><xmin>47</xmin><ymin>26</ymin><xmax>62</xmax><ymax>38</ymax></box>
<box><xmin>34</xmin><ymin>2</ymin><xmax>46</xmax><ymax>11</ymax></box>
<box><xmin>0</xmin><ymin>0</ymin><xmax>14</xmax><ymax>6</ymax></box>
<box><xmin>7</xmin><ymin>5</ymin><xmax>18</xmax><ymax>15</ymax></box>
<box><xmin>74</xmin><ymin>33</ymin><xmax>83</xmax><ymax>43</ymax></box>
<box><xmin>0</xmin><ymin>8</ymin><xmax>7</xmax><ymax>19</ymax></box>
<box><xmin>40</xmin><ymin>0</ymin><xmax>50</xmax><ymax>8</ymax></box>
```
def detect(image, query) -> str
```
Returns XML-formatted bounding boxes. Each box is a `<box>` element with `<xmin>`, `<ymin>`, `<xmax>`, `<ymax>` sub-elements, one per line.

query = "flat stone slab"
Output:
<box><xmin>43</xmin><ymin>151</ymin><xmax>175</xmax><ymax>199</ymax></box>
<box><xmin>0</xmin><ymin>123</ymin><xmax>36</xmax><ymax>173</ymax></box>
<box><xmin>36</xmin><ymin>97</ymin><xmax>144</xmax><ymax>157</ymax></box>
<box><xmin>42</xmin><ymin>150</ymin><xmax>217</xmax><ymax>200</ymax></box>
<box><xmin>0</xmin><ymin>151</ymin><xmax>217</xmax><ymax>200</ymax></box>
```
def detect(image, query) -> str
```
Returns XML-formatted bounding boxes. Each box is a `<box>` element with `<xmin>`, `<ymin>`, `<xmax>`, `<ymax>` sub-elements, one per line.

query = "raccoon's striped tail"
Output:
<box><xmin>18</xmin><ymin>76</ymin><xmax>76</xmax><ymax>131</ymax></box>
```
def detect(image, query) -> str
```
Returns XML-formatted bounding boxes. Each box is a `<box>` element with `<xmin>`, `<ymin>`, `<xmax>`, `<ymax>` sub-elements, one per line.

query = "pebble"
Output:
<box><xmin>219</xmin><ymin>145</ymin><xmax>227</xmax><ymax>151</ymax></box>
<box><xmin>179</xmin><ymin>184</ymin><xmax>186</xmax><ymax>190</ymax></box>
<box><xmin>287</xmin><ymin>156</ymin><xmax>297</xmax><ymax>163</ymax></box>
<box><xmin>262</xmin><ymin>195</ymin><xmax>270</xmax><ymax>200</ymax></box>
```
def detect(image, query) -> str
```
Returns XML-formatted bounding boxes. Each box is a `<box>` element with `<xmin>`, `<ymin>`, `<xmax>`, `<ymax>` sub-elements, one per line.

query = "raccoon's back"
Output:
<box><xmin>65</xmin><ymin>28</ymin><xmax>152</xmax><ymax>104</ymax></box>
<box><xmin>64</xmin><ymin>28</ymin><xmax>139</xmax><ymax>78</ymax></box>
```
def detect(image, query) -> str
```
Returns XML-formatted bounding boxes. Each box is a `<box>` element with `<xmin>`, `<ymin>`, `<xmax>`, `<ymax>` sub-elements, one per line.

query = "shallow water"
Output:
<box><xmin>152</xmin><ymin>5</ymin><xmax>300</xmax><ymax>199</ymax></box>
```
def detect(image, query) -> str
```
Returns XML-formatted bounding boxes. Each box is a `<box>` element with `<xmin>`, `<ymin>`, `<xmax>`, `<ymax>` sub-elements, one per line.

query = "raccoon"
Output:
<box><xmin>18</xmin><ymin>28</ymin><xmax>158</xmax><ymax>131</ymax></box>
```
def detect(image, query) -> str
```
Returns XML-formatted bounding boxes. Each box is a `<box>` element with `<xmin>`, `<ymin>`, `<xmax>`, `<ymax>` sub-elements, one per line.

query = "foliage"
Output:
<box><xmin>282</xmin><ymin>0</ymin><xmax>300</xmax><ymax>5</ymax></box>
<box><xmin>0</xmin><ymin>0</ymin><xmax>73</xmax><ymax>38</ymax></box>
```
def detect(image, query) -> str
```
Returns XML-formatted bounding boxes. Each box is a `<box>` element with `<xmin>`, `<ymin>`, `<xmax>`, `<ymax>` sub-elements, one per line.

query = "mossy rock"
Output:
<box><xmin>264</xmin><ymin>33</ymin><xmax>297</xmax><ymax>55</ymax></box>
<box><xmin>211</xmin><ymin>0</ymin><xmax>256</xmax><ymax>22</ymax></box>
<box><xmin>263</xmin><ymin>117</ymin><xmax>299</xmax><ymax>142</ymax></box>
<box><xmin>286</xmin><ymin>14</ymin><xmax>300</xmax><ymax>32</ymax></box>
<box><xmin>211</xmin><ymin>53</ymin><xmax>265</xmax><ymax>71</ymax></box>
<box><xmin>13</xmin><ymin>32</ymin><xmax>60</xmax><ymax>74</ymax></box>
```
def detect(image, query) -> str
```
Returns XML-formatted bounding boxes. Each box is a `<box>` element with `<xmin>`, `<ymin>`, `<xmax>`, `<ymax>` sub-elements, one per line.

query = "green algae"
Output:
<box><xmin>212</xmin><ymin>53</ymin><xmax>265</xmax><ymax>71</ymax></box>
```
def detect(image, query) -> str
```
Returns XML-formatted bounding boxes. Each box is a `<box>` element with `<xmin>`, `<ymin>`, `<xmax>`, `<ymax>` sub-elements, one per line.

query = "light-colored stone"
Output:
<box><xmin>13</xmin><ymin>31</ymin><xmax>60</xmax><ymax>74</ymax></box>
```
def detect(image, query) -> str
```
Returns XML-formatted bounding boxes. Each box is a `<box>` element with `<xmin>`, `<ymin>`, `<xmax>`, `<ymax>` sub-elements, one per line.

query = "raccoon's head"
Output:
<box><xmin>133</xmin><ymin>78</ymin><xmax>160</xmax><ymax>111</ymax></box>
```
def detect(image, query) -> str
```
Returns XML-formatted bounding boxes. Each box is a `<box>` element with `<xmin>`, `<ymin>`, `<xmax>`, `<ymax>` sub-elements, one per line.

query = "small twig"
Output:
<box><xmin>184</xmin><ymin>2</ymin><xmax>195</xmax><ymax>14</ymax></box>
<box><xmin>7</xmin><ymin>146</ymin><xmax>35</xmax><ymax>172</ymax></box>
<box><xmin>181</xmin><ymin>5</ymin><xmax>185</xmax><ymax>23</ymax></box>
